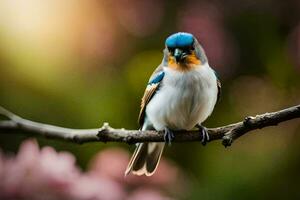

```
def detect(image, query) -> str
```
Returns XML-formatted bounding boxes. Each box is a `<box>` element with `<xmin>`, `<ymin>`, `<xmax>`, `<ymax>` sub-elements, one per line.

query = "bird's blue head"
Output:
<box><xmin>165</xmin><ymin>32</ymin><xmax>194</xmax><ymax>49</ymax></box>
<box><xmin>164</xmin><ymin>32</ymin><xmax>207</xmax><ymax>70</ymax></box>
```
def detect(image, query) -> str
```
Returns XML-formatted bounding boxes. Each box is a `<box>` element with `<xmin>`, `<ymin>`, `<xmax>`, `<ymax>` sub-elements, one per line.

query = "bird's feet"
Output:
<box><xmin>196</xmin><ymin>124</ymin><xmax>210</xmax><ymax>146</ymax></box>
<box><xmin>164</xmin><ymin>127</ymin><xmax>175</xmax><ymax>146</ymax></box>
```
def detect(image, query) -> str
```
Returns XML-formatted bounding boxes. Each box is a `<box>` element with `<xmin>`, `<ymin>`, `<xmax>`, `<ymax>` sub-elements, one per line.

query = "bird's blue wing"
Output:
<box><xmin>138</xmin><ymin>65</ymin><xmax>165</xmax><ymax>127</ymax></box>
<box><xmin>148</xmin><ymin>71</ymin><xmax>164</xmax><ymax>85</ymax></box>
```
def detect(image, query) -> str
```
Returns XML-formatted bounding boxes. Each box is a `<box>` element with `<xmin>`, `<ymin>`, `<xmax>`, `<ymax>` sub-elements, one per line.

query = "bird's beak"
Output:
<box><xmin>174</xmin><ymin>48</ymin><xmax>187</xmax><ymax>63</ymax></box>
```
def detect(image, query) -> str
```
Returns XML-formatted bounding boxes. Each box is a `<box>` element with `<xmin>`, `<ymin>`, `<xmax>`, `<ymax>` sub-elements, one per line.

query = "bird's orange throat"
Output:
<box><xmin>168</xmin><ymin>53</ymin><xmax>201</xmax><ymax>72</ymax></box>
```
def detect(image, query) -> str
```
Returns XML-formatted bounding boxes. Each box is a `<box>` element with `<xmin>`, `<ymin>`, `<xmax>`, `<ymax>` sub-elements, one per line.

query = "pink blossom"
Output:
<box><xmin>89</xmin><ymin>148</ymin><xmax>130</xmax><ymax>183</ymax></box>
<box><xmin>127</xmin><ymin>188</ymin><xmax>172</xmax><ymax>200</ymax></box>
<box><xmin>0</xmin><ymin>150</ymin><xmax>4</xmax><ymax>190</ymax></box>
<box><xmin>89</xmin><ymin>147</ymin><xmax>187</xmax><ymax>193</ymax></box>
<box><xmin>0</xmin><ymin>139</ymin><xmax>187</xmax><ymax>200</ymax></box>
<box><xmin>71</xmin><ymin>174</ymin><xmax>125</xmax><ymax>200</ymax></box>
<box><xmin>0</xmin><ymin>140</ymin><xmax>125</xmax><ymax>200</ymax></box>
<box><xmin>113</xmin><ymin>0</ymin><xmax>164</xmax><ymax>37</ymax></box>
<box><xmin>178</xmin><ymin>1</ymin><xmax>237</xmax><ymax>77</ymax></box>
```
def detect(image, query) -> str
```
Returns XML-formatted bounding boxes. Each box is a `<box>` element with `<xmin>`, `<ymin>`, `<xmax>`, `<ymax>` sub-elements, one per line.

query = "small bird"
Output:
<box><xmin>125</xmin><ymin>32</ymin><xmax>221</xmax><ymax>176</ymax></box>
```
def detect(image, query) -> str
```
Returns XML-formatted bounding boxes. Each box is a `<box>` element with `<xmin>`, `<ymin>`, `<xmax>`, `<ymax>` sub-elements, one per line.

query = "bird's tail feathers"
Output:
<box><xmin>125</xmin><ymin>142</ymin><xmax>165</xmax><ymax>176</ymax></box>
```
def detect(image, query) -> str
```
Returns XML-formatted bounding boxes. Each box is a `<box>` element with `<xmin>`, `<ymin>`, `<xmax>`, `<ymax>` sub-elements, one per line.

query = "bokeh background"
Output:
<box><xmin>0</xmin><ymin>0</ymin><xmax>300</xmax><ymax>199</ymax></box>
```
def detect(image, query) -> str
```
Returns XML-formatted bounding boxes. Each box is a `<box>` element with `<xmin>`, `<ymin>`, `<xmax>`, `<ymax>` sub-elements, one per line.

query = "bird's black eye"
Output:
<box><xmin>168</xmin><ymin>47</ymin><xmax>175</xmax><ymax>52</ymax></box>
<box><xmin>168</xmin><ymin>47</ymin><xmax>175</xmax><ymax>53</ymax></box>
<box><xmin>182</xmin><ymin>45</ymin><xmax>194</xmax><ymax>52</ymax></box>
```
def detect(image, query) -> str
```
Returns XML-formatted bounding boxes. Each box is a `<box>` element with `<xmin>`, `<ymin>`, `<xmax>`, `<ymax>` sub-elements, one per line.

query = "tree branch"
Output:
<box><xmin>0</xmin><ymin>105</ymin><xmax>299</xmax><ymax>147</ymax></box>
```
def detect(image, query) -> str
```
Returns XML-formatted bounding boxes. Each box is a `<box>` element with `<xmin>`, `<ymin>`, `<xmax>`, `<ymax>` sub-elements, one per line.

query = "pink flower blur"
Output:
<box><xmin>0</xmin><ymin>140</ymin><xmax>124</xmax><ymax>200</ymax></box>
<box><xmin>114</xmin><ymin>0</ymin><xmax>164</xmax><ymax>37</ymax></box>
<box><xmin>127</xmin><ymin>188</ymin><xmax>172</xmax><ymax>200</ymax></box>
<box><xmin>89</xmin><ymin>148</ymin><xmax>186</xmax><ymax>193</ymax></box>
<box><xmin>0</xmin><ymin>139</ymin><xmax>187</xmax><ymax>200</ymax></box>
<box><xmin>178</xmin><ymin>1</ymin><xmax>237</xmax><ymax>77</ymax></box>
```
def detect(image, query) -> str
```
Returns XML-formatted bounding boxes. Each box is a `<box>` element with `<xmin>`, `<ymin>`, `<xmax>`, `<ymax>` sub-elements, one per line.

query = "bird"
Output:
<box><xmin>125</xmin><ymin>32</ymin><xmax>221</xmax><ymax>176</ymax></box>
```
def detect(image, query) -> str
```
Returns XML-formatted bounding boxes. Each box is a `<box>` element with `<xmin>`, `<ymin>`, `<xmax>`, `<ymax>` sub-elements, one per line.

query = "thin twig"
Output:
<box><xmin>0</xmin><ymin>105</ymin><xmax>299</xmax><ymax>146</ymax></box>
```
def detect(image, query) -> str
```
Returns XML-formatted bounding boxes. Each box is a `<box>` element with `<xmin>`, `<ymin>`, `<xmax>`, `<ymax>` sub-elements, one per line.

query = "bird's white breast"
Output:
<box><xmin>145</xmin><ymin>63</ymin><xmax>218</xmax><ymax>131</ymax></box>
